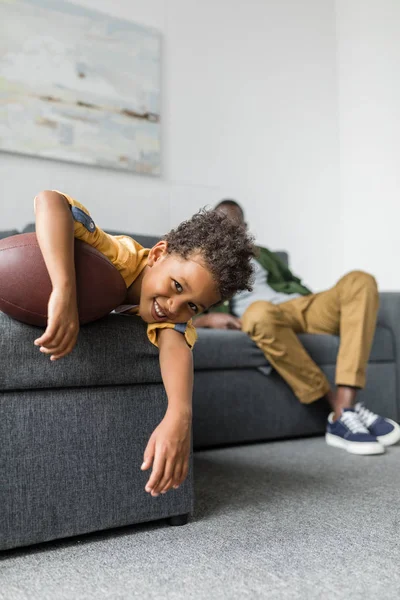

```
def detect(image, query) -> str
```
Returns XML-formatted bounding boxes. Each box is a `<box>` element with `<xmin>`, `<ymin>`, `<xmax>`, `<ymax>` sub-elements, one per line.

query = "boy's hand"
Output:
<box><xmin>34</xmin><ymin>287</ymin><xmax>79</xmax><ymax>360</ymax></box>
<box><xmin>141</xmin><ymin>410</ymin><xmax>191</xmax><ymax>496</ymax></box>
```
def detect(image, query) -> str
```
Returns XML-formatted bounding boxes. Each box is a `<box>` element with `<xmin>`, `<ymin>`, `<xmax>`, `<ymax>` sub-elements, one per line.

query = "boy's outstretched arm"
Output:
<box><xmin>34</xmin><ymin>190</ymin><xmax>80</xmax><ymax>360</ymax></box>
<box><xmin>141</xmin><ymin>328</ymin><xmax>193</xmax><ymax>496</ymax></box>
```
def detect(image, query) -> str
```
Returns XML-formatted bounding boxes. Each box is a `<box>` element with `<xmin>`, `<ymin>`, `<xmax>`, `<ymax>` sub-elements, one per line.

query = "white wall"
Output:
<box><xmin>167</xmin><ymin>0</ymin><xmax>340</xmax><ymax>291</ymax></box>
<box><xmin>0</xmin><ymin>0</ymin><xmax>340</xmax><ymax>290</ymax></box>
<box><xmin>336</xmin><ymin>0</ymin><xmax>400</xmax><ymax>290</ymax></box>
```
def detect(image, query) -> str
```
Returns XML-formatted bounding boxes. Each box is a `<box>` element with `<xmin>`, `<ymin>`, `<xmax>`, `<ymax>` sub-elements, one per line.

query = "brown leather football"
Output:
<box><xmin>0</xmin><ymin>233</ymin><xmax>127</xmax><ymax>326</ymax></box>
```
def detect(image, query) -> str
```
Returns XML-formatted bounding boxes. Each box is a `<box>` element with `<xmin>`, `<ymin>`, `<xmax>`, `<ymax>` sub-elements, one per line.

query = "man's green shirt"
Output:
<box><xmin>211</xmin><ymin>245</ymin><xmax>311</xmax><ymax>314</ymax></box>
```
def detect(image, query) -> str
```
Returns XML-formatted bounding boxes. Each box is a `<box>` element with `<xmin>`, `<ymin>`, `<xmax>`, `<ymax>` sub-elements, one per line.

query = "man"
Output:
<box><xmin>195</xmin><ymin>199</ymin><xmax>400</xmax><ymax>455</ymax></box>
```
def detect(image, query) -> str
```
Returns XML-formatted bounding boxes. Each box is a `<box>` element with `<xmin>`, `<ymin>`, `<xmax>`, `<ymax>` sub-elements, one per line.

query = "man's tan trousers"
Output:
<box><xmin>241</xmin><ymin>271</ymin><xmax>379</xmax><ymax>404</ymax></box>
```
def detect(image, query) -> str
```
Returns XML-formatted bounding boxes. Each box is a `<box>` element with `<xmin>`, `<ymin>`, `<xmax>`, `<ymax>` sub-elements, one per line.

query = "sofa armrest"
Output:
<box><xmin>377</xmin><ymin>292</ymin><xmax>400</xmax><ymax>411</ymax></box>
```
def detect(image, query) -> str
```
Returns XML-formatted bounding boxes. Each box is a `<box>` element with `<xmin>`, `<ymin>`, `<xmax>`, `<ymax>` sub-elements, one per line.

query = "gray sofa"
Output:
<box><xmin>1</xmin><ymin>225</ymin><xmax>399</xmax><ymax>551</ymax></box>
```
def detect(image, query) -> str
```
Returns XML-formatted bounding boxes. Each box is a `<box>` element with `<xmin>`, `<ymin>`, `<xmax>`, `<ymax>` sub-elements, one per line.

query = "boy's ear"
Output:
<box><xmin>147</xmin><ymin>240</ymin><xmax>168</xmax><ymax>267</ymax></box>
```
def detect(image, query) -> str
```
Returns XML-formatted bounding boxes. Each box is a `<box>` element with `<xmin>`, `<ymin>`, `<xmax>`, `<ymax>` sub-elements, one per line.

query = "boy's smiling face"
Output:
<box><xmin>138</xmin><ymin>241</ymin><xmax>221</xmax><ymax>324</ymax></box>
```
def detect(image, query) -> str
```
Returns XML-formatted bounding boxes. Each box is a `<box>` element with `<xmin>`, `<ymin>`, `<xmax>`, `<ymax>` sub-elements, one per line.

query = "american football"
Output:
<box><xmin>0</xmin><ymin>233</ymin><xmax>127</xmax><ymax>326</ymax></box>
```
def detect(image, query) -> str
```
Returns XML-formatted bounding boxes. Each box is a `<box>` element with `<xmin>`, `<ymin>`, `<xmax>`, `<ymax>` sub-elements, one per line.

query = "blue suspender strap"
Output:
<box><xmin>71</xmin><ymin>206</ymin><xmax>96</xmax><ymax>233</ymax></box>
<box><xmin>174</xmin><ymin>323</ymin><xmax>187</xmax><ymax>335</ymax></box>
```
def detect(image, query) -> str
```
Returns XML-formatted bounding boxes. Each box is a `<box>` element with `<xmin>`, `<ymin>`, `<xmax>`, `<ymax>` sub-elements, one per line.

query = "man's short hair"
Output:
<box><xmin>214</xmin><ymin>199</ymin><xmax>245</xmax><ymax>219</ymax></box>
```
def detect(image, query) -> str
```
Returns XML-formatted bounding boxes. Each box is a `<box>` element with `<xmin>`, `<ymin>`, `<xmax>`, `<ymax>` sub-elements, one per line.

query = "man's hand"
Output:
<box><xmin>34</xmin><ymin>287</ymin><xmax>79</xmax><ymax>360</ymax></box>
<box><xmin>141</xmin><ymin>410</ymin><xmax>191</xmax><ymax>496</ymax></box>
<box><xmin>195</xmin><ymin>312</ymin><xmax>242</xmax><ymax>330</ymax></box>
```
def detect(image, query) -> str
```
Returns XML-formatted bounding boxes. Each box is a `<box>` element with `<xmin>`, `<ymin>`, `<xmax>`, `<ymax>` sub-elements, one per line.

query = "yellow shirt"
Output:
<box><xmin>54</xmin><ymin>191</ymin><xmax>197</xmax><ymax>349</ymax></box>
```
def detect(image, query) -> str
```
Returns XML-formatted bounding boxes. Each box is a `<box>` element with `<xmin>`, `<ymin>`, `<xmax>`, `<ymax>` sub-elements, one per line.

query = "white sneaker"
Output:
<box><xmin>355</xmin><ymin>402</ymin><xmax>400</xmax><ymax>447</ymax></box>
<box><xmin>326</xmin><ymin>409</ymin><xmax>384</xmax><ymax>455</ymax></box>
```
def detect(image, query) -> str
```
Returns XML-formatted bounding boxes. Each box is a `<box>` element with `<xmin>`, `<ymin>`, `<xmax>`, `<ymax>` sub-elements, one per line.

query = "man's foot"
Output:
<box><xmin>355</xmin><ymin>402</ymin><xmax>400</xmax><ymax>447</ymax></box>
<box><xmin>326</xmin><ymin>409</ymin><xmax>384</xmax><ymax>455</ymax></box>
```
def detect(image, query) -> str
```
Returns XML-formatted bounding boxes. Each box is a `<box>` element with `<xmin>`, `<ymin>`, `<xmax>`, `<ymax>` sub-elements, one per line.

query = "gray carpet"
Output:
<box><xmin>1</xmin><ymin>437</ymin><xmax>400</xmax><ymax>600</ymax></box>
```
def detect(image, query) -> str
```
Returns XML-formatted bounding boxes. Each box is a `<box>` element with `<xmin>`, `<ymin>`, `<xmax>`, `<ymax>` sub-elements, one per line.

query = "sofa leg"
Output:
<box><xmin>168</xmin><ymin>513</ymin><xmax>189</xmax><ymax>526</ymax></box>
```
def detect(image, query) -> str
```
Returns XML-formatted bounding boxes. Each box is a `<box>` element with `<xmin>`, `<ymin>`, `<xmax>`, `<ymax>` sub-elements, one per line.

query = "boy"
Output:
<box><xmin>33</xmin><ymin>190</ymin><xmax>255</xmax><ymax>497</ymax></box>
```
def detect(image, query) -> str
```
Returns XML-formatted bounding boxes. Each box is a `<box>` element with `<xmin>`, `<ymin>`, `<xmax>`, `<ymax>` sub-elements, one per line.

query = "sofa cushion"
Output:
<box><xmin>193</xmin><ymin>325</ymin><xmax>394</xmax><ymax>371</ymax></box>
<box><xmin>194</xmin><ymin>329</ymin><xmax>270</xmax><ymax>370</ymax></box>
<box><xmin>0</xmin><ymin>312</ymin><xmax>162</xmax><ymax>391</ymax></box>
<box><xmin>299</xmin><ymin>327</ymin><xmax>394</xmax><ymax>364</ymax></box>
<box><xmin>105</xmin><ymin>230</ymin><xmax>159</xmax><ymax>249</ymax></box>
<box><xmin>21</xmin><ymin>223</ymin><xmax>35</xmax><ymax>233</ymax></box>
<box><xmin>1</xmin><ymin>309</ymin><xmax>393</xmax><ymax>390</ymax></box>
<box><xmin>0</xmin><ymin>229</ymin><xmax>19</xmax><ymax>240</ymax></box>
<box><xmin>273</xmin><ymin>251</ymin><xmax>288</xmax><ymax>266</ymax></box>
<box><xmin>22</xmin><ymin>223</ymin><xmax>159</xmax><ymax>249</ymax></box>
<box><xmin>23</xmin><ymin>223</ymin><xmax>288</xmax><ymax>262</ymax></box>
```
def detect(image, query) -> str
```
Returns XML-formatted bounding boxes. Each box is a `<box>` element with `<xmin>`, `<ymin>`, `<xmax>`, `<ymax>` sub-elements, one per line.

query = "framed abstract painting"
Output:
<box><xmin>0</xmin><ymin>0</ymin><xmax>161</xmax><ymax>175</ymax></box>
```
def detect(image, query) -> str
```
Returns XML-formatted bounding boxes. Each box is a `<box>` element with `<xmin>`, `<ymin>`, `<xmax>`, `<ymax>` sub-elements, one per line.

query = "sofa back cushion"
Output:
<box><xmin>23</xmin><ymin>223</ymin><xmax>159</xmax><ymax>249</ymax></box>
<box><xmin>0</xmin><ymin>229</ymin><xmax>19</xmax><ymax>240</ymax></box>
<box><xmin>22</xmin><ymin>223</ymin><xmax>288</xmax><ymax>265</ymax></box>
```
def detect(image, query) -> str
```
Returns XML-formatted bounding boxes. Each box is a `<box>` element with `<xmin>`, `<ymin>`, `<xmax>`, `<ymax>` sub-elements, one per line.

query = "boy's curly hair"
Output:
<box><xmin>163</xmin><ymin>209</ymin><xmax>255</xmax><ymax>301</ymax></box>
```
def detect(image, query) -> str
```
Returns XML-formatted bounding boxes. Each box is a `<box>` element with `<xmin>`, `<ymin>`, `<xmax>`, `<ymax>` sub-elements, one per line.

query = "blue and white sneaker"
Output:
<box><xmin>355</xmin><ymin>402</ymin><xmax>400</xmax><ymax>447</ymax></box>
<box><xmin>326</xmin><ymin>408</ymin><xmax>384</xmax><ymax>455</ymax></box>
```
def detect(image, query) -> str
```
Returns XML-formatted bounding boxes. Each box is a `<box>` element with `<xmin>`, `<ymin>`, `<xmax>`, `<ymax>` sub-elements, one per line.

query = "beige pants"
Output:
<box><xmin>241</xmin><ymin>271</ymin><xmax>379</xmax><ymax>404</ymax></box>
